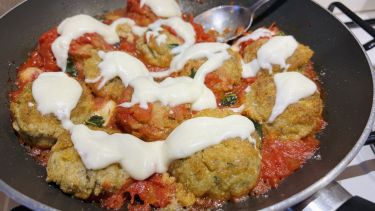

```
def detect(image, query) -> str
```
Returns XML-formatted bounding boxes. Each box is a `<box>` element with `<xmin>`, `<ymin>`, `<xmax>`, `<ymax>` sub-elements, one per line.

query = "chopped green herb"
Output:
<box><xmin>85</xmin><ymin>115</ymin><xmax>105</xmax><ymax>128</ymax></box>
<box><xmin>253</xmin><ymin>121</ymin><xmax>263</xmax><ymax>139</ymax></box>
<box><xmin>277</xmin><ymin>31</ymin><xmax>286</xmax><ymax>36</ymax></box>
<box><xmin>66</xmin><ymin>58</ymin><xmax>78</xmax><ymax>77</ymax></box>
<box><xmin>168</xmin><ymin>43</ymin><xmax>179</xmax><ymax>49</ymax></box>
<box><xmin>213</xmin><ymin>176</ymin><xmax>220</xmax><ymax>184</ymax></box>
<box><xmin>189</xmin><ymin>68</ymin><xmax>196</xmax><ymax>78</ymax></box>
<box><xmin>221</xmin><ymin>93</ymin><xmax>238</xmax><ymax>106</ymax></box>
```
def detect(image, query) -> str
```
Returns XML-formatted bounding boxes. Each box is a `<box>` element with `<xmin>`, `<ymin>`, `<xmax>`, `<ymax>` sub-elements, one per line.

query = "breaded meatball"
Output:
<box><xmin>47</xmin><ymin>133</ymin><xmax>130</xmax><ymax>199</ymax></box>
<box><xmin>244</xmin><ymin>73</ymin><xmax>323</xmax><ymax>140</ymax></box>
<box><xmin>136</xmin><ymin>30</ymin><xmax>183</xmax><ymax>68</ymax></box>
<box><xmin>243</xmin><ymin>37</ymin><xmax>313</xmax><ymax>74</ymax></box>
<box><xmin>169</xmin><ymin>138</ymin><xmax>260</xmax><ymax>200</ymax></box>
<box><xmin>82</xmin><ymin>52</ymin><xmax>133</xmax><ymax>103</ymax></box>
<box><xmin>168</xmin><ymin>109</ymin><xmax>260</xmax><ymax>200</ymax></box>
<box><xmin>10</xmin><ymin>82</ymin><xmax>94</xmax><ymax>148</ymax></box>
<box><xmin>176</xmin><ymin>49</ymin><xmax>243</xmax><ymax>100</ymax></box>
<box><xmin>115</xmin><ymin>103</ymin><xmax>192</xmax><ymax>141</ymax></box>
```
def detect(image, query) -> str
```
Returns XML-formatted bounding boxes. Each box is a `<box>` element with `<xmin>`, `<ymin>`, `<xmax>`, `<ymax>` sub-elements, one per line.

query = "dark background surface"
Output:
<box><xmin>0</xmin><ymin>0</ymin><xmax>373</xmax><ymax>210</ymax></box>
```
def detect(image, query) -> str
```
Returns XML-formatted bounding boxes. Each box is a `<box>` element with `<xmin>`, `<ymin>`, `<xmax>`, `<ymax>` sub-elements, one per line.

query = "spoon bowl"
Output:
<box><xmin>194</xmin><ymin>0</ymin><xmax>271</xmax><ymax>42</ymax></box>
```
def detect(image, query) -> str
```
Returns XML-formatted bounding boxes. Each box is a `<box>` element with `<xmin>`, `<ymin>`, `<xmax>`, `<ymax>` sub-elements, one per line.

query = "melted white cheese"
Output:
<box><xmin>257</xmin><ymin>36</ymin><xmax>298</xmax><ymax>71</ymax></box>
<box><xmin>32</xmin><ymin>72</ymin><xmax>82</xmax><ymax>122</ymax></box>
<box><xmin>148</xmin><ymin>17</ymin><xmax>196</xmax><ymax>54</ymax></box>
<box><xmin>52</xmin><ymin>15</ymin><xmax>148</xmax><ymax>72</ymax></box>
<box><xmin>228</xmin><ymin>105</ymin><xmax>245</xmax><ymax>113</ymax></box>
<box><xmin>241</xmin><ymin>36</ymin><xmax>298</xmax><ymax>78</ymax></box>
<box><xmin>52</xmin><ymin>15</ymin><xmax>119</xmax><ymax>71</ymax></box>
<box><xmin>86</xmin><ymin>51</ymin><xmax>149</xmax><ymax>88</ymax></box>
<box><xmin>194</xmin><ymin>50</ymin><xmax>230</xmax><ymax>83</ymax></box>
<box><xmin>151</xmin><ymin>42</ymin><xmax>230</xmax><ymax>78</ymax></box>
<box><xmin>87</xmin><ymin>51</ymin><xmax>216</xmax><ymax>111</ymax></box>
<box><xmin>111</xmin><ymin>18</ymin><xmax>147</xmax><ymax>36</ymax></box>
<box><xmin>140</xmin><ymin>0</ymin><xmax>181</xmax><ymax>18</ymax></box>
<box><xmin>120</xmin><ymin>76</ymin><xmax>217</xmax><ymax>111</ymax></box>
<box><xmin>71</xmin><ymin>115</ymin><xmax>255</xmax><ymax>180</ymax></box>
<box><xmin>232</xmin><ymin>28</ymin><xmax>274</xmax><ymax>51</ymax></box>
<box><xmin>241</xmin><ymin>59</ymin><xmax>260</xmax><ymax>78</ymax></box>
<box><xmin>269</xmin><ymin>72</ymin><xmax>317</xmax><ymax>122</ymax></box>
<box><xmin>156</xmin><ymin>34</ymin><xmax>168</xmax><ymax>45</ymax></box>
<box><xmin>71</xmin><ymin>124</ymin><xmax>168</xmax><ymax>180</ymax></box>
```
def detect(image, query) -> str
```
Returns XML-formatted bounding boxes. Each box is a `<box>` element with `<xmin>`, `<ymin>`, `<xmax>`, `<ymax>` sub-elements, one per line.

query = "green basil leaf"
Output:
<box><xmin>221</xmin><ymin>93</ymin><xmax>238</xmax><ymax>106</ymax></box>
<box><xmin>189</xmin><ymin>67</ymin><xmax>196</xmax><ymax>78</ymax></box>
<box><xmin>168</xmin><ymin>43</ymin><xmax>179</xmax><ymax>49</ymax></box>
<box><xmin>253</xmin><ymin>121</ymin><xmax>263</xmax><ymax>139</ymax></box>
<box><xmin>85</xmin><ymin>115</ymin><xmax>105</xmax><ymax>128</ymax></box>
<box><xmin>66</xmin><ymin>58</ymin><xmax>78</xmax><ymax>77</ymax></box>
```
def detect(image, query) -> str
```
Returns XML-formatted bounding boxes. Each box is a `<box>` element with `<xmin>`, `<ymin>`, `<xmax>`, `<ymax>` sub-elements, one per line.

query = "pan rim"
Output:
<box><xmin>0</xmin><ymin>0</ymin><xmax>374</xmax><ymax>210</ymax></box>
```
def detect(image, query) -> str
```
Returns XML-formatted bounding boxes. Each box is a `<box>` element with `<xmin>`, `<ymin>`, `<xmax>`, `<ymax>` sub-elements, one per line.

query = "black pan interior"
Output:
<box><xmin>0</xmin><ymin>0</ymin><xmax>373</xmax><ymax>210</ymax></box>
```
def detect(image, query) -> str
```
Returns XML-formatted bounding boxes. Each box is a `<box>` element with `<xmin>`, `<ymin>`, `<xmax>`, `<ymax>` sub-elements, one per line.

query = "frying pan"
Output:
<box><xmin>0</xmin><ymin>0</ymin><xmax>374</xmax><ymax>210</ymax></box>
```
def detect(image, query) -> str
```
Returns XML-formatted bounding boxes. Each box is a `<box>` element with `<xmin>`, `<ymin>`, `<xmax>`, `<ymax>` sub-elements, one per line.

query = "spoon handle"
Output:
<box><xmin>249</xmin><ymin>0</ymin><xmax>272</xmax><ymax>12</ymax></box>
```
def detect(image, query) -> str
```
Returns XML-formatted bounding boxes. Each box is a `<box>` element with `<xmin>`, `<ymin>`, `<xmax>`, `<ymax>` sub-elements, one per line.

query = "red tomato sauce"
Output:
<box><xmin>18</xmin><ymin>28</ymin><xmax>60</xmax><ymax>73</ymax></box>
<box><xmin>125</xmin><ymin>0</ymin><xmax>158</xmax><ymax>26</ymax></box>
<box><xmin>69</xmin><ymin>32</ymin><xmax>114</xmax><ymax>57</ymax></box>
<box><xmin>27</xmin><ymin>146</ymin><xmax>50</xmax><ymax>167</ymax></box>
<box><xmin>101</xmin><ymin>174</ymin><xmax>174</xmax><ymax>210</ymax></box>
<box><xmin>252</xmin><ymin>137</ymin><xmax>319</xmax><ymax>195</ymax></box>
<box><xmin>118</xmin><ymin>38</ymin><xmax>138</xmax><ymax>57</ymax></box>
<box><xmin>185</xmin><ymin>14</ymin><xmax>217</xmax><ymax>43</ymax></box>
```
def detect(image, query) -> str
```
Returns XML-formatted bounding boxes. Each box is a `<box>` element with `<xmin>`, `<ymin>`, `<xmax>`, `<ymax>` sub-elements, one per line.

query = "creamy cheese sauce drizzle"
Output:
<box><xmin>120</xmin><ymin>76</ymin><xmax>217</xmax><ymax>110</ymax></box>
<box><xmin>150</xmin><ymin>42</ymin><xmax>231</xmax><ymax>78</ymax></box>
<box><xmin>86</xmin><ymin>51</ymin><xmax>149</xmax><ymax>89</ymax></box>
<box><xmin>140</xmin><ymin>0</ymin><xmax>182</xmax><ymax>18</ymax></box>
<box><xmin>241</xmin><ymin>59</ymin><xmax>260</xmax><ymax>78</ymax></box>
<box><xmin>32</xmin><ymin>72</ymin><xmax>255</xmax><ymax>180</ymax></box>
<box><xmin>269</xmin><ymin>72</ymin><xmax>317</xmax><ymax>122</ymax></box>
<box><xmin>71</xmin><ymin>115</ymin><xmax>255</xmax><ymax>180</ymax></box>
<box><xmin>148</xmin><ymin>17</ymin><xmax>196</xmax><ymax>54</ymax></box>
<box><xmin>228</xmin><ymin>105</ymin><xmax>245</xmax><ymax>113</ymax></box>
<box><xmin>87</xmin><ymin>51</ymin><xmax>216</xmax><ymax>111</ymax></box>
<box><xmin>52</xmin><ymin>15</ymin><xmax>148</xmax><ymax>71</ymax></box>
<box><xmin>232</xmin><ymin>28</ymin><xmax>274</xmax><ymax>51</ymax></box>
<box><xmin>32</xmin><ymin>72</ymin><xmax>82</xmax><ymax>123</ymax></box>
<box><xmin>241</xmin><ymin>36</ymin><xmax>298</xmax><ymax>78</ymax></box>
<box><xmin>111</xmin><ymin>18</ymin><xmax>147</xmax><ymax>36</ymax></box>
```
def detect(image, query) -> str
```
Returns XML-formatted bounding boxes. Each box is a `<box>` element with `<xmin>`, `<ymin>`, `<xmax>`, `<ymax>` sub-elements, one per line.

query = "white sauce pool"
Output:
<box><xmin>32</xmin><ymin>72</ymin><xmax>82</xmax><ymax>122</ymax></box>
<box><xmin>241</xmin><ymin>36</ymin><xmax>298</xmax><ymax>78</ymax></box>
<box><xmin>140</xmin><ymin>0</ymin><xmax>181</xmax><ymax>18</ymax></box>
<box><xmin>269</xmin><ymin>72</ymin><xmax>317</xmax><ymax>122</ymax></box>
<box><xmin>148</xmin><ymin>17</ymin><xmax>196</xmax><ymax>54</ymax></box>
<box><xmin>232</xmin><ymin>28</ymin><xmax>274</xmax><ymax>51</ymax></box>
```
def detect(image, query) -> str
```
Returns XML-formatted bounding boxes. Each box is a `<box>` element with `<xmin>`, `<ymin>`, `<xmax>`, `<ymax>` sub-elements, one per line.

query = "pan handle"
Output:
<box><xmin>328</xmin><ymin>2</ymin><xmax>375</xmax><ymax>51</ymax></box>
<box><xmin>292</xmin><ymin>181</ymin><xmax>375</xmax><ymax>211</ymax></box>
<box><xmin>365</xmin><ymin>132</ymin><xmax>375</xmax><ymax>145</ymax></box>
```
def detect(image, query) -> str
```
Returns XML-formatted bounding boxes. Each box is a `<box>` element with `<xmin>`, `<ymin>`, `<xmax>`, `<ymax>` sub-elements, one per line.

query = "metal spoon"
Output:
<box><xmin>194</xmin><ymin>0</ymin><xmax>272</xmax><ymax>42</ymax></box>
